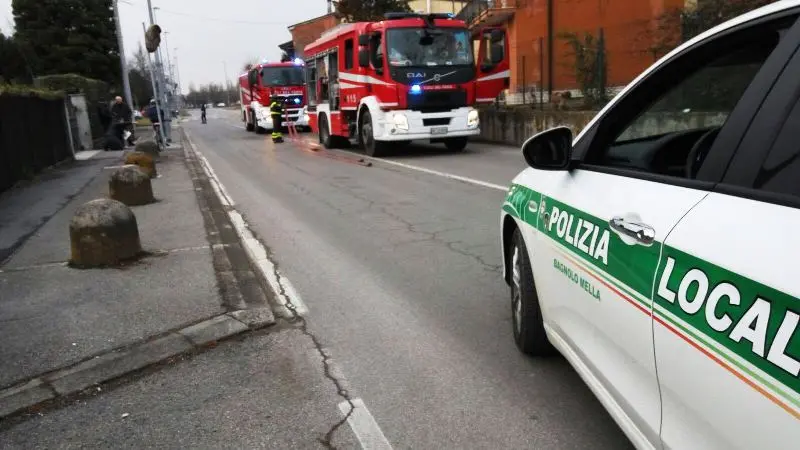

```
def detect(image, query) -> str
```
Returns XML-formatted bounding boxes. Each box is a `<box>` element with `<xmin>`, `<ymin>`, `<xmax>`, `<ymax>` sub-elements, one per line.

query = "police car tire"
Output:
<box><xmin>511</xmin><ymin>229</ymin><xmax>554</xmax><ymax>356</ymax></box>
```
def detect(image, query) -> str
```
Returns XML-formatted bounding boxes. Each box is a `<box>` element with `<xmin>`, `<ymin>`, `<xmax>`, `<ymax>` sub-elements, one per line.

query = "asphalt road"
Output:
<box><xmin>186</xmin><ymin>109</ymin><xmax>633</xmax><ymax>449</ymax></box>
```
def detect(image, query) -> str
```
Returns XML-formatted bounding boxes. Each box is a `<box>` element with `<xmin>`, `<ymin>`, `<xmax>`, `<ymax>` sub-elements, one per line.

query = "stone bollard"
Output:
<box><xmin>134</xmin><ymin>140</ymin><xmax>160</xmax><ymax>157</ymax></box>
<box><xmin>109</xmin><ymin>165</ymin><xmax>155</xmax><ymax>206</ymax></box>
<box><xmin>124</xmin><ymin>151</ymin><xmax>157</xmax><ymax>178</ymax></box>
<box><xmin>69</xmin><ymin>199</ymin><xmax>142</xmax><ymax>267</ymax></box>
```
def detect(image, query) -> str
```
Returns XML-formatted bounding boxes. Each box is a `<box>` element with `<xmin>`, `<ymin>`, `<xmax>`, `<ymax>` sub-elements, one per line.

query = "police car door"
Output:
<box><xmin>654</xmin><ymin>11</ymin><xmax>800</xmax><ymax>449</ymax></box>
<box><xmin>529</xmin><ymin>12</ymin><xmax>793</xmax><ymax>444</ymax></box>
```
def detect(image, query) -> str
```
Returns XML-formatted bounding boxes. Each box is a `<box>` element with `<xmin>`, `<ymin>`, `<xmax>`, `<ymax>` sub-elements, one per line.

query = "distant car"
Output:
<box><xmin>500</xmin><ymin>2</ymin><xmax>800</xmax><ymax>449</ymax></box>
<box><xmin>216</xmin><ymin>102</ymin><xmax>225</xmax><ymax>107</ymax></box>
<box><xmin>133</xmin><ymin>110</ymin><xmax>143</xmax><ymax>120</ymax></box>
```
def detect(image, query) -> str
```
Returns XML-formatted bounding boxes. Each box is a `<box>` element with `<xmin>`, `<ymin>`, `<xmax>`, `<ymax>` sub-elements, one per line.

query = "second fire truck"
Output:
<box><xmin>302</xmin><ymin>12</ymin><xmax>509</xmax><ymax>156</ymax></box>
<box><xmin>239</xmin><ymin>60</ymin><xmax>310</xmax><ymax>134</ymax></box>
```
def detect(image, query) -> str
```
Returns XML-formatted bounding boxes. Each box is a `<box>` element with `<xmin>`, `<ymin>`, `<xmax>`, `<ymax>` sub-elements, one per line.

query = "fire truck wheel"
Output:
<box><xmin>444</xmin><ymin>137</ymin><xmax>468</xmax><ymax>152</ymax></box>
<box><xmin>360</xmin><ymin>111</ymin><xmax>387</xmax><ymax>157</ymax></box>
<box><xmin>245</xmin><ymin>110</ymin><xmax>255</xmax><ymax>132</ymax></box>
<box><xmin>319</xmin><ymin>114</ymin><xmax>334</xmax><ymax>148</ymax></box>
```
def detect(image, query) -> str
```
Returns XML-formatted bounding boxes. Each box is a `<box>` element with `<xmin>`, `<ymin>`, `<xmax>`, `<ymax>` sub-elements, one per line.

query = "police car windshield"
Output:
<box><xmin>260</xmin><ymin>67</ymin><xmax>304</xmax><ymax>86</ymax></box>
<box><xmin>386</xmin><ymin>28</ymin><xmax>473</xmax><ymax>67</ymax></box>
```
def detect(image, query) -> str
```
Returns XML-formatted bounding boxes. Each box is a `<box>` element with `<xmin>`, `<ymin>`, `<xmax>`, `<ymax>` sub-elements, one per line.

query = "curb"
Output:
<box><xmin>0</xmin><ymin>309</ymin><xmax>274</xmax><ymax>420</ymax></box>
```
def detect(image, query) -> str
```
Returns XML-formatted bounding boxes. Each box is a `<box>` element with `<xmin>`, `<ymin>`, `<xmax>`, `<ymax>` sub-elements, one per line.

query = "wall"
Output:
<box><xmin>290</xmin><ymin>14</ymin><xmax>340</xmax><ymax>59</ymax></box>
<box><xmin>477</xmin><ymin>107</ymin><xmax>726</xmax><ymax>147</ymax></box>
<box><xmin>409</xmin><ymin>0</ymin><xmax>468</xmax><ymax>14</ymax></box>
<box><xmin>507</xmin><ymin>0</ymin><xmax>683</xmax><ymax>94</ymax></box>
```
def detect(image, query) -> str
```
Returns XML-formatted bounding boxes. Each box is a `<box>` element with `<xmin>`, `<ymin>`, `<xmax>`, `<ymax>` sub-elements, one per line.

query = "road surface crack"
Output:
<box><xmin>267</xmin><ymin>253</ymin><xmax>354</xmax><ymax>449</ymax></box>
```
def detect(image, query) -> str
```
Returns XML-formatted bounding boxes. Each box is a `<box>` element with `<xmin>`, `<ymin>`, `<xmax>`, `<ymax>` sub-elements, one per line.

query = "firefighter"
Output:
<box><xmin>269</xmin><ymin>95</ymin><xmax>284</xmax><ymax>143</ymax></box>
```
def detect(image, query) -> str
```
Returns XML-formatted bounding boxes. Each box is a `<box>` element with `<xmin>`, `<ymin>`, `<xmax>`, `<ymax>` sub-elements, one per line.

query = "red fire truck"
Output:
<box><xmin>239</xmin><ymin>60</ymin><xmax>310</xmax><ymax>134</ymax></box>
<box><xmin>302</xmin><ymin>12</ymin><xmax>509</xmax><ymax>156</ymax></box>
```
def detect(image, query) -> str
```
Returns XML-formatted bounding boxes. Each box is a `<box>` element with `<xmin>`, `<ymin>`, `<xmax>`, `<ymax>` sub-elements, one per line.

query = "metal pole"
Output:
<box><xmin>223</xmin><ymin>61</ymin><xmax>231</xmax><ymax>106</ymax></box>
<box><xmin>521</xmin><ymin>55</ymin><xmax>526</xmax><ymax>105</ymax></box>
<box><xmin>142</xmin><ymin>22</ymin><xmax>167</xmax><ymax>146</ymax></box>
<box><xmin>113</xmin><ymin>0</ymin><xmax>134</xmax><ymax>112</ymax></box>
<box><xmin>174</xmin><ymin>47</ymin><xmax>182</xmax><ymax>109</ymax></box>
<box><xmin>538</xmin><ymin>37</ymin><xmax>544</xmax><ymax>109</ymax></box>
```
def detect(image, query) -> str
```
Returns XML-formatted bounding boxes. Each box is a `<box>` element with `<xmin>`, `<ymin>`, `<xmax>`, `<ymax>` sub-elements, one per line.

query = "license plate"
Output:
<box><xmin>431</xmin><ymin>127</ymin><xmax>448</xmax><ymax>135</ymax></box>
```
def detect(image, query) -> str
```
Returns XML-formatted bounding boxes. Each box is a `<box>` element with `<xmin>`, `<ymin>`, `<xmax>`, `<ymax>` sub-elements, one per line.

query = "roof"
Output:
<box><xmin>278</xmin><ymin>40</ymin><xmax>294</xmax><ymax>51</ymax></box>
<box><xmin>287</xmin><ymin>12</ymin><xmax>338</xmax><ymax>31</ymax></box>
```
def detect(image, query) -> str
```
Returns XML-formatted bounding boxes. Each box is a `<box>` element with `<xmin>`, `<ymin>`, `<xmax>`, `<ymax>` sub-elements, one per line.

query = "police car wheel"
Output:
<box><xmin>511</xmin><ymin>228</ymin><xmax>554</xmax><ymax>356</ymax></box>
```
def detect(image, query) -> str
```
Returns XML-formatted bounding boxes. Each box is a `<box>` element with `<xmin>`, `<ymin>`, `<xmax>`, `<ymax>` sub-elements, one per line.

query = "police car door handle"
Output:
<box><xmin>609</xmin><ymin>217</ymin><xmax>656</xmax><ymax>245</ymax></box>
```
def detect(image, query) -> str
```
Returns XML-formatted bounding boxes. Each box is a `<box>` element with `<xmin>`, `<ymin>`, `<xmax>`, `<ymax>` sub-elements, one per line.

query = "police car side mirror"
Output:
<box><xmin>522</xmin><ymin>126</ymin><xmax>573</xmax><ymax>170</ymax></box>
<box><xmin>358</xmin><ymin>49</ymin><xmax>370</xmax><ymax>68</ymax></box>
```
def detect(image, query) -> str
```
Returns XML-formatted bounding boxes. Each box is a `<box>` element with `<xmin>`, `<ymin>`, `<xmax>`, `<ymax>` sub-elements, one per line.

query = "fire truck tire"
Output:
<box><xmin>359</xmin><ymin>111</ymin><xmax>387</xmax><ymax>157</ymax></box>
<box><xmin>245</xmin><ymin>110</ymin><xmax>255</xmax><ymax>132</ymax></box>
<box><xmin>444</xmin><ymin>137</ymin><xmax>468</xmax><ymax>152</ymax></box>
<box><xmin>319</xmin><ymin>114</ymin><xmax>334</xmax><ymax>148</ymax></box>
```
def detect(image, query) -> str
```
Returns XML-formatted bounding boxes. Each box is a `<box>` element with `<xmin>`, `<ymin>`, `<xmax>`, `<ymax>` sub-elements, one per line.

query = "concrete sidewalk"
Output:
<box><xmin>0</xmin><ymin>133</ymin><xmax>273</xmax><ymax>417</ymax></box>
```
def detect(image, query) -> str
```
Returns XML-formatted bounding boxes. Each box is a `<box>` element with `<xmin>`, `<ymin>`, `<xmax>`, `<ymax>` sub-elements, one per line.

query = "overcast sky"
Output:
<box><xmin>0</xmin><ymin>0</ymin><xmax>328</xmax><ymax>92</ymax></box>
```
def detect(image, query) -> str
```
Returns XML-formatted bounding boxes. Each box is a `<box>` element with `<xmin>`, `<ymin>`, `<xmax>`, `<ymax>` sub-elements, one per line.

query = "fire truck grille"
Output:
<box><xmin>407</xmin><ymin>90</ymin><xmax>467</xmax><ymax>113</ymax></box>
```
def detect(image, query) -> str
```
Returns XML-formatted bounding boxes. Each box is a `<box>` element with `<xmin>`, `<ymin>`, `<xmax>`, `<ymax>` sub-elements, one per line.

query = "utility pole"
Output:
<box><xmin>174</xmin><ymin>47</ymin><xmax>182</xmax><ymax>109</ymax></box>
<box><xmin>147</xmin><ymin>1</ymin><xmax>171</xmax><ymax>142</ymax></box>
<box><xmin>113</xmin><ymin>0</ymin><xmax>134</xmax><ymax>110</ymax></box>
<box><xmin>223</xmin><ymin>61</ymin><xmax>232</xmax><ymax>106</ymax></box>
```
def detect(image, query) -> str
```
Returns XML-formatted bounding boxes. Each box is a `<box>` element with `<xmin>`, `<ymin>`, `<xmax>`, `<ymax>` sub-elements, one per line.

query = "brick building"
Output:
<box><xmin>408</xmin><ymin>0</ymin><xmax>469</xmax><ymax>14</ymax></box>
<box><xmin>458</xmin><ymin>0</ymin><xmax>686</xmax><ymax>101</ymax></box>
<box><xmin>287</xmin><ymin>13</ymin><xmax>341</xmax><ymax>59</ymax></box>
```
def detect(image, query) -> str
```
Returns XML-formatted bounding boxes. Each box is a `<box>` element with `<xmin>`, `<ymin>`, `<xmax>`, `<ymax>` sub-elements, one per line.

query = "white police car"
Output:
<box><xmin>500</xmin><ymin>1</ymin><xmax>800</xmax><ymax>448</ymax></box>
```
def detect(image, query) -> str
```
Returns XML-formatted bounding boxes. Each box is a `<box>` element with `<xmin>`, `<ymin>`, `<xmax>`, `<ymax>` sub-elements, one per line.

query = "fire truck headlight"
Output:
<box><xmin>393</xmin><ymin>113</ymin><xmax>409</xmax><ymax>131</ymax></box>
<box><xmin>467</xmin><ymin>109</ymin><xmax>479</xmax><ymax>128</ymax></box>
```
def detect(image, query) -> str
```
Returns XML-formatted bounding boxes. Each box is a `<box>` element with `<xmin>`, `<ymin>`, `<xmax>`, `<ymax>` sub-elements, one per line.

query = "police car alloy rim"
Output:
<box><xmin>512</xmin><ymin>244</ymin><xmax>523</xmax><ymax>336</ymax></box>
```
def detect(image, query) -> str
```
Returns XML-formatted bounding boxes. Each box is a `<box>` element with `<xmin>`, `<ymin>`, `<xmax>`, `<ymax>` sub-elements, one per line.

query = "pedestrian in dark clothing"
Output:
<box><xmin>146</xmin><ymin>99</ymin><xmax>161</xmax><ymax>124</ymax></box>
<box><xmin>200</xmin><ymin>103</ymin><xmax>207</xmax><ymax>124</ymax></box>
<box><xmin>98</xmin><ymin>101</ymin><xmax>112</xmax><ymax>132</ymax></box>
<box><xmin>110</xmin><ymin>96</ymin><xmax>133</xmax><ymax>146</ymax></box>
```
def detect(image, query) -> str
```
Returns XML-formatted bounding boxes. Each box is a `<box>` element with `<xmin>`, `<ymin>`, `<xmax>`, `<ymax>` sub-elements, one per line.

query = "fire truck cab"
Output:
<box><xmin>239</xmin><ymin>61</ymin><xmax>310</xmax><ymax>134</ymax></box>
<box><xmin>303</xmin><ymin>13</ymin><xmax>509</xmax><ymax>156</ymax></box>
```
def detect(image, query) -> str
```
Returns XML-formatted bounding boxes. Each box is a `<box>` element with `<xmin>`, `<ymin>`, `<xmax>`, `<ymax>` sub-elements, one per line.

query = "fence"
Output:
<box><xmin>0</xmin><ymin>94</ymin><xmax>73</xmax><ymax>193</ymax></box>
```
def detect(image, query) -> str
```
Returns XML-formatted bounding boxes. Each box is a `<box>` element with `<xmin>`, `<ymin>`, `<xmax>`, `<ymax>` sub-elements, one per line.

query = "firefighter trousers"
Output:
<box><xmin>271</xmin><ymin>115</ymin><xmax>283</xmax><ymax>142</ymax></box>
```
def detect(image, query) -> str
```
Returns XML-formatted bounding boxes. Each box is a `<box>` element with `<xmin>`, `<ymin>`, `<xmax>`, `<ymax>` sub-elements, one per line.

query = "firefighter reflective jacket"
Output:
<box><xmin>270</xmin><ymin>100</ymin><xmax>284</xmax><ymax>117</ymax></box>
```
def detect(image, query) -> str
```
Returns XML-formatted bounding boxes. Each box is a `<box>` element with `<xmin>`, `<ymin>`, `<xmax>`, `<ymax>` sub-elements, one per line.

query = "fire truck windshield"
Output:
<box><xmin>260</xmin><ymin>67</ymin><xmax>304</xmax><ymax>86</ymax></box>
<box><xmin>386</xmin><ymin>28</ymin><xmax>473</xmax><ymax>67</ymax></box>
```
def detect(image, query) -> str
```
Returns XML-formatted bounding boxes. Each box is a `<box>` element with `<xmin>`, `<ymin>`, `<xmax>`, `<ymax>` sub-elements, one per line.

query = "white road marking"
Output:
<box><xmin>339</xmin><ymin>398</ymin><xmax>393</xmax><ymax>450</ymax></box>
<box><xmin>343</xmin><ymin>152</ymin><xmax>508</xmax><ymax>192</ymax></box>
<box><xmin>183</xmin><ymin>129</ymin><xmax>308</xmax><ymax>317</ymax></box>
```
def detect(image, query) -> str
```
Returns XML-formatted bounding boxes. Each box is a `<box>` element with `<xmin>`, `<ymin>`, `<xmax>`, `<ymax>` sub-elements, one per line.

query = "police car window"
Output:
<box><xmin>585</xmin><ymin>23</ymin><xmax>786</xmax><ymax>179</ymax></box>
<box><xmin>754</xmin><ymin>94</ymin><xmax>800</xmax><ymax>197</ymax></box>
